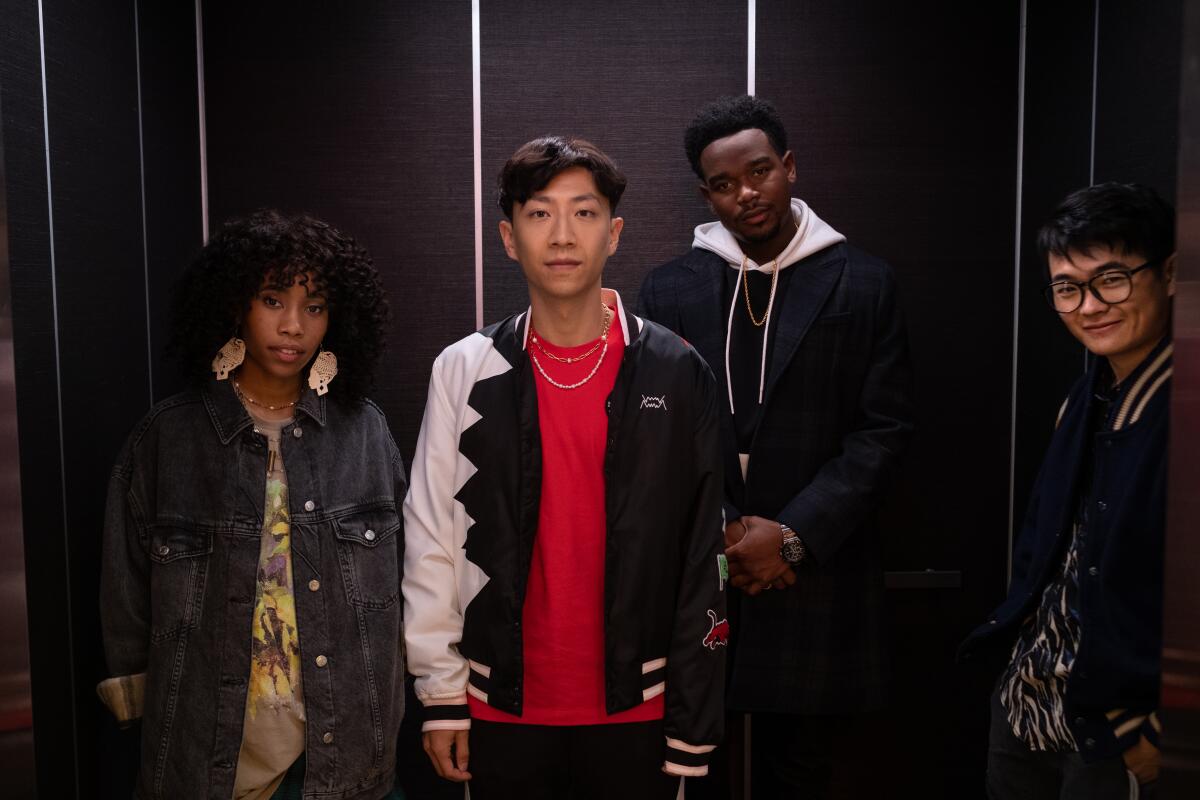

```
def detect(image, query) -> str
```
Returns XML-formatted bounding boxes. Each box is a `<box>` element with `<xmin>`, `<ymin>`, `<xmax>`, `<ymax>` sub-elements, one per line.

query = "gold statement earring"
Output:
<box><xmin>211</xmin><ymin>337</ymin><xmax>245</xmax><ymax>380</ymax></box>
<box><xmin>308</xmin><ymin>347</ymin><xmax>338</xmax><ymax>396</ymax></box>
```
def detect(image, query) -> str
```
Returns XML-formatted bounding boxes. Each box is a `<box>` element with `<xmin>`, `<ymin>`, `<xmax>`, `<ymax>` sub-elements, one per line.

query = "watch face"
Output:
<box><xmin>781</xmin><ymin>537</ymin><xmax>804</xmax><ymax>564</ymax></box>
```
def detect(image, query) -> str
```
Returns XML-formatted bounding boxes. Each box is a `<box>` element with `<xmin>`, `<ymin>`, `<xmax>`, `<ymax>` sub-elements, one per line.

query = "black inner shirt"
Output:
<box><xmin>723</xmin><ymin>265</ymin><xmax>795</xmax><ymax>453</ymax></box>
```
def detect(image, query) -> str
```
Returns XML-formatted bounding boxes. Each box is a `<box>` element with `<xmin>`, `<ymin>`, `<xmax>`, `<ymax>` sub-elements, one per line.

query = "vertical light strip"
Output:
<box><xmin>134</xmin><ymin>0</ymin><xmax>153</xmax><ymax>404</ymax></box>
<box><xmin>1007</xmin><ymin>0</ymin><xmax>1028</xmax><ymax>587</ymax></box>
<box><xmin>472</xmin><ymin>0</ymin><xmax>483</xmax><ymax>329</ymax></box>
<box><xmin>36</xmin><ymin>0</ymin><xmax>81</xmax><ymax>787</ymax></box>
<box><xmin>1090</xmin><ymin>0</ymin><xmax>1099</xmax><ymax>186</ymax></box>
<box><xmin>1088</xmin><ymin>0</ymin><xmax>1099</xmax><ymax>376</ymax></box>
<box><xmin>746</xmin><ymin>0</ymin><xmax>756</xmax><ymax>96</ymax></box>
<box><xmin>195</xmin><ymin>0</ymin><xmax>209</xmax><ymax>242</ymax></box>
<box><xmin>743</xmin><ymin>3</ymin><xmax>756</xmax><ymax>795</ymax></box>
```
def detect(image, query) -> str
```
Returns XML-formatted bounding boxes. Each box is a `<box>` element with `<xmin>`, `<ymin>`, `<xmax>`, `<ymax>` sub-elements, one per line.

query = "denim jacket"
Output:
<box><xmin>98</xmin><ymin>380</ymin><xmax>406</xmax><ymax>799</ymax></box>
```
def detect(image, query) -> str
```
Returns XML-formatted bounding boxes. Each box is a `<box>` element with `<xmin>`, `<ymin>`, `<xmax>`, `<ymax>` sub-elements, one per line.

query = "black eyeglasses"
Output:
<box><xmin>1042</xmin><ymin>260</ymin><xmax>1159</xmax><ymax>314</ymax></box>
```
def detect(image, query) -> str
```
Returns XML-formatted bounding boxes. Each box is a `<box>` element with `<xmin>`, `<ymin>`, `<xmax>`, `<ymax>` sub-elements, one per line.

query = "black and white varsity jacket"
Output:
<box><xmin>402</xmin><ymin>290</ymin><xmax>727</xmax><ymax>776</ymax></box>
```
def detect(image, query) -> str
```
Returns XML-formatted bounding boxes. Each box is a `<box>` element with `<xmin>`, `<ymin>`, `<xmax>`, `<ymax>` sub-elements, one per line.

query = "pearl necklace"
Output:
<box><xmin>528</xmin><ymin>305</ymin><xmax>613</xmax><ymax>390</ymax></box>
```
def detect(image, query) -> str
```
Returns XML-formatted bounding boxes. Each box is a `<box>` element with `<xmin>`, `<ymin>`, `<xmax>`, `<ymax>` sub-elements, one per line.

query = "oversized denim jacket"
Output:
<box><xmin>98</xmin><ymin>381</ymin><xmax>406</xmax><ymax>799</ymax></box>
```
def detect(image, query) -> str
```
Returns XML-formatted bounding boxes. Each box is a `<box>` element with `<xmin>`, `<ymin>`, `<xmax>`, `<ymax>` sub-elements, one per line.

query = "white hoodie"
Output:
<box><xmin>692</xmin><ymin>197</ymin><xmax>846</xmax><ymax>420</ymax></box>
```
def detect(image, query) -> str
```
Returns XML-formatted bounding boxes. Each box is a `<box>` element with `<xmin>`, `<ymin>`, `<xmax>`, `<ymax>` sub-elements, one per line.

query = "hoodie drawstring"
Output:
<box><xmin>725</xmin><ymin>256</ymin><xmax>779</xmax><ymax>416</ymax></box>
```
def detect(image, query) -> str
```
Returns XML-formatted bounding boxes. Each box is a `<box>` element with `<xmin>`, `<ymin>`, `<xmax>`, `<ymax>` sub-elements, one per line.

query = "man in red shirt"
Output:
<box><xmin>403</xmin><ymin>137</ymin><xmax>727</xmax><ymax>799</ymax></box>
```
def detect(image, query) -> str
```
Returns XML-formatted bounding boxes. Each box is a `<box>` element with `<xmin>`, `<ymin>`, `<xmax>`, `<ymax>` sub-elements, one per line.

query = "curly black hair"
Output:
<box><xmin>167</xmin><ymin>209</ymin><xmax>389</xmax><ymax>405</ymax></box>
<box><xmin>684</xmin><ymin>95</ymin><xmax>789</xmax><ymax>179</ymax></box>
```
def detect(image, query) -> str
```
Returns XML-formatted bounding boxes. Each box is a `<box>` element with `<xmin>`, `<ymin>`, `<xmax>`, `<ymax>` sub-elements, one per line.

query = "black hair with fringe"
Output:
<box><xmin>684</xmin><ymin>95</ymin><xmax>789</xmax><ymax>179</ymax></box>
<box><xmin>1037</xmin><ymin>182</ymin><xmax>1176</xmax><ymax>266</ymax></box>
<box><xmin>167</xmin><ymin>209</ymin><xmax>389</xmax><ymax>405</ymax></box>
<box><xmin>497</xmin><ymin>136</ymin><xmax>627</xmax><ymax>219</ymax></box>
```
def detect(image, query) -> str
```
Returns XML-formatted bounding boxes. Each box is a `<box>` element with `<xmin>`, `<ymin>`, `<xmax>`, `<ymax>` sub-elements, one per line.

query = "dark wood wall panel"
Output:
<box><xmin>1093</xmin><ymin>0</ymin><xmax>1183</xmax><ymax>200</ymax></box>
<box><xmin>137</xmin><ymin>0</ymin><xmax>204</xmax><ymax>401</ymax></box>
<box><xmin>0</xmin><ymin>0</ymin><xmax>74</xmax><ymax>794</ymax></box>
<box><xmin>756</xmin><ymin>1</ymin><xmax>1019</xmax><ymax>795</ymax></box>
<box><xmin>1163</xmin><ymin>0</ymin><xmax>1200</xmax><ymax>787</ymax></box>
<box><xmin>202</xmin><ymin>1</ymin><xmax>475</xmax><ymax>460</ymax></box>
<box><xmin>1</xmin><ymin>0</ymin><xmax>159</xmax><ymax>794</ymax></box>
<box><xmin>42</xmin><ymin>1</ymin><xmax>151</xmax><ymax>795</ymax></box>
<box><xmin>1011</xmin><ymin>1</ymin><xmax>1096</xmax><ymax>576</ymax></box>
<box><xmin>479</xmin><ymin>0</ymin><xmax>745</xmax><ymax>323</ymax></box>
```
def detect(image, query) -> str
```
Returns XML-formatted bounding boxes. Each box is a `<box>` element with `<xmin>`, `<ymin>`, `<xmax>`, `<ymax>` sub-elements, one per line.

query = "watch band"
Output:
<box><xmin>780</xmin><ymin>524</ymin><xmax>807</xmax><ymax>565</ymax></box>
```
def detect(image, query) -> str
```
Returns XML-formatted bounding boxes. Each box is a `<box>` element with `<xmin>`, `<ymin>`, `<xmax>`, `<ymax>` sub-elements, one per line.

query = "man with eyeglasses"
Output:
<box><xmin>960</xmin><ymin>182</ymin><xmax>1175</xmax><ymax>798</ymax></box>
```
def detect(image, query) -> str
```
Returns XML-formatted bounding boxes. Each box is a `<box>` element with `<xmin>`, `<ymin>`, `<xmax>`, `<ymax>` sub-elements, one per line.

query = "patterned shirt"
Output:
<box><xmin>234</xmin><ymin>413</ymin><xmax>306</xmax><ymax>799</ymax></box>
<box><xmin>1001</xmin><ymin>373</ymin><xmax>1116</xmax><ymax>751</ymax></box>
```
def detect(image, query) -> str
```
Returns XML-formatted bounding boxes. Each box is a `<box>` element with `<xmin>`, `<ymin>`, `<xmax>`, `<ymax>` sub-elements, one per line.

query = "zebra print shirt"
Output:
<box><xmin>1000</xmin><ymin>521</ymin><xmax>1083</xmax><ymax>751</ymax></box>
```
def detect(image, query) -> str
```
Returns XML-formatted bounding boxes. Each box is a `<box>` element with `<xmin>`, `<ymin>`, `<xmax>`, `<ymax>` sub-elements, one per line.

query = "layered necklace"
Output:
<box><xmin>529</xmin><ymin>304</ymin><xmax>614</xmax><ymax>390</ymax></box>
<box><xmin>233</xmin><ymin>379</ymin><xmax>299</xmax><ymax>411</ymax></box>
<box><xmin>741</xmin><ymin>255</ymin><xmax>780</xmax><ymax>327</ymax></box>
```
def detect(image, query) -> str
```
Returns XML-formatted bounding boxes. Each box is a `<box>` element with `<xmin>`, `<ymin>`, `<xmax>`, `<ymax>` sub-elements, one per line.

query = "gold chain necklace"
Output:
<box><xmin>741</xmin><ymin>255</ymin><xmax>779</xmax><ymax>327</ymax></box>
<box><xmin>530</xmin><ymin>305</ymin><xmax>613</xmax><ymax>363</ymax></box>
<box><xmin>529</xmin><ymin>304</ymin><xmax>614</xmax><ymax>390</ymax></box>
<box><xmin>234</xmin><ymin>380</ymin><xmax>299</xmax><ymax>411</ymax></box>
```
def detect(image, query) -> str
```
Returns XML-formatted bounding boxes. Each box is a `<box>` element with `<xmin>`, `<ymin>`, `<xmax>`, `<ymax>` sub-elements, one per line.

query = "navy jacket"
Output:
<box><xmin>961</xmin><ymin>339</ymin><xmax>1172</xmax><ymax>761</ymax></box>
<box><xmin>639</xmin><ymin>243</ymin><xmax>914</xmax><ymax>713</ymax></box>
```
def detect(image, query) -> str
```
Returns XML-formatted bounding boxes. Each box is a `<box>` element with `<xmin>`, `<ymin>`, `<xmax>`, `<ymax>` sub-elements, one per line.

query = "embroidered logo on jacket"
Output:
<box><xmin>640</xmin><ymin>394</ymin><xmax>668</xmax><ymax>411</ymax></box>
<box><xmin>702</xmin><ymin>609</ymin><xmax>729</xmax><ymax>649</ymax></box>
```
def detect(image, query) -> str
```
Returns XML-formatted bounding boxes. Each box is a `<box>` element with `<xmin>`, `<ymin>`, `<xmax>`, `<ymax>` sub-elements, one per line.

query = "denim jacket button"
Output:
<box><xmin>1088</xmin><ymin>566</ymin><xmax>1099</xmax><ymax>577</ymax></box>
<box><xmin>304</xmin><ymin>500</ymin><xmax>316</xmax><ymax>512</ymax></box>
<box><xmin>315</xmin><ymin>655</ymin><xmax>328</xmax><ymax>668</ymax></box>
<box><xmin>293</xmin><ymin>427</ymin><xmax>303</xmax><ymax>438</ymax></box>
<box><xmin>322</xmin><ymin>731</ymin><xmax>334</xmax><ymax>744</ymax></box>
<box><xmin>308</xmin><ymin>579</ymin><xmax>320</xmax><ymax>592</ymax></box>
<box><xmin>364</xmin><ymin>529</ymin><xmax>376</xmax><ymax>541</ymax></box>
<box><xmin>157</xmin><ymin>545</ymin><xmax>170</xmax><ymax>557</ymax></box>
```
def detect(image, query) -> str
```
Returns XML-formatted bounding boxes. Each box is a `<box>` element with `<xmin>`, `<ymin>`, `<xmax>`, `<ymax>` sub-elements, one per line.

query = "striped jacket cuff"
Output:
<box><xmin>1107</xmin><ymin>708</ymin><xmax>1160</xmax><ymax>751</ymax></box>
<box><xmin>663</xmin><ymin>737</ymin><xmax>715</xmax><ymax>777</ymax></box>
<box><xmin>421</xmin><ymin>695</ymin><xmax>471</xmax><ymax>732</ymax></box>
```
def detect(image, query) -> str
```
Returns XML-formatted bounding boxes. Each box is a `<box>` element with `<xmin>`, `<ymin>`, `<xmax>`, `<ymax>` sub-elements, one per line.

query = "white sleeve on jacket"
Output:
<box><xmin>402</xmin><ymin>339</ymin><xmax>502</xmax><ymax>731</ymax></box>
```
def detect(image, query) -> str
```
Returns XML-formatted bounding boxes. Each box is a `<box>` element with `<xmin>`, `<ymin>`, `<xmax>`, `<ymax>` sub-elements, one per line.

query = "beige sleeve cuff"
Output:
<box><xmin>96</xmin><ymin>673</ymin><xmax>146</xmax><ymax>727</ymax></box>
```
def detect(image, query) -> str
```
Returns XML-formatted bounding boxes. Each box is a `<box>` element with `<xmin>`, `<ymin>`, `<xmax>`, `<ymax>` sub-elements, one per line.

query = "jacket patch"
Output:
<box><xmin>702</xmin><ymin>609</ymin><xmax>729</xmax><ymax>649</ymax></box>
<box><xmin>640</xmin><ymin>394</ymin><xmax>668</xmax><ymax>410</ymax></box>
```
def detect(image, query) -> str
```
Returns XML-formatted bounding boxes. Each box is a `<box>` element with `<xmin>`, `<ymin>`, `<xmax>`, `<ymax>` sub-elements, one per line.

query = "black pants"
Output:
<box><xmin>686</xmin><ymin>712</ymin><xmax>840</xmax><ymax>800</ymax></box>
<box><xmin>468</xmin><ymin>718</ymin><xmax>681</xmax><ymax>800</ymax></box>
<box><xmin>986</xmin><ymin>686</ymin><xmax>1153</xmax><ymax>799</ymax></box>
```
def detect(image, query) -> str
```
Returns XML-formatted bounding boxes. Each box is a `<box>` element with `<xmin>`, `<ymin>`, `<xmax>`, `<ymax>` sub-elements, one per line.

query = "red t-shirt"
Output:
<box><xmin>470</xmin><ymin>306</ymin><xmax>664</xmax><ymax>725</ymax></box>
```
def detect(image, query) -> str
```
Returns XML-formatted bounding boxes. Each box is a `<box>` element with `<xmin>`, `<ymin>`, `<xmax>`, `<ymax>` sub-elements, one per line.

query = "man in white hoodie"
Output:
<box><xmin>638</xmin><ymin>95</ymin><xmax>914</xmax><ymax>798</ymax></box>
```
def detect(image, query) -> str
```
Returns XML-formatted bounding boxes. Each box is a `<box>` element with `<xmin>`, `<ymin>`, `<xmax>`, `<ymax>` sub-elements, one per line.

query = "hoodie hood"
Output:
<box><xmin>693</xmin><ymin>198</ymin><xmax>846</xmax><ymax>430</ymax></box>
<box><xmin>692</xmin><ymin>198</ymin><xmax>845</xmax><ymax>272</ymax></box>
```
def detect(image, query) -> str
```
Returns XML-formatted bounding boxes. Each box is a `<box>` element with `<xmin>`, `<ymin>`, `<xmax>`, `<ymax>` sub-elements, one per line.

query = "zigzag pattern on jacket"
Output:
<box><xmin>451</xmin><ymin>328</ymin><xmax>528</xmax><ymax>652</ymax></box>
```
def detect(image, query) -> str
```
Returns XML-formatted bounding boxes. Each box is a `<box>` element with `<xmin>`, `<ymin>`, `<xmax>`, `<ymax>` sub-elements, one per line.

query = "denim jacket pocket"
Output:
<box><xmin>147</xmin><ymin>523</ymin><xmax>212</xmax><ymax>643</ymax></box>
<box><xmin>333</xmin><ymin>507</ymin><xmax>401</xmax><ymax>610</ymax></box>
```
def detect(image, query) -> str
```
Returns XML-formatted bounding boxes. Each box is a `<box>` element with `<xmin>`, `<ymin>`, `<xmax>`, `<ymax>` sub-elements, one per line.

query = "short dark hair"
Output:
<box><xmin>684</xmin><ymin>95</ymin><xmax>789</xmax><ymax>179</ymax></box>
<box><xmin>1037</xmin><ymin>182</ymin><xmax>1176</xmax><ymax>266</ymax></box>
<box><xmin>496</xmin><ymin>136</ymin><xmax>627</xmax><ymax>218</ymax></box>
<box><xmin>167</xmin><ymin>209</ymin><xmax>389</xmax><ymax>405</ymax></box>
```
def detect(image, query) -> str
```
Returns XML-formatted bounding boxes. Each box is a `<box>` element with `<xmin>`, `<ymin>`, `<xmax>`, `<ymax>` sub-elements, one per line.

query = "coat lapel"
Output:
<box><xmin>677</xmin><ymin>250</ymin><xmax>745</xmax><ymax>498</ymax></box>
<box><xmin>761</xmin><ymin>246</ymin><xmax>846</xmax><ymax>404</ymax></box>
<box><xmin>678</xmin><ymin>251</ymin><xmax>729</xmax><ymax>400</ymax></box>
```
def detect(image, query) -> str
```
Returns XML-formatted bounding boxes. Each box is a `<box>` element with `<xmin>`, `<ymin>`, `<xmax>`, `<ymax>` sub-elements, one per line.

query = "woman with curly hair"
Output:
<box><xmin>97</xmin><ymin>210</ymin><xmax>406</xmax><ymax>800</ymax></box>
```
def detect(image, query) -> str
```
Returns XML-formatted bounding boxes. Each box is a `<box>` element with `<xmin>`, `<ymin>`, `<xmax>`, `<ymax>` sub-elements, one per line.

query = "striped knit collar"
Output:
<box><xmin>1101</xmin><ymin>337</ymin><xmax>1173</xmax><ymax>431</ymax></box>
